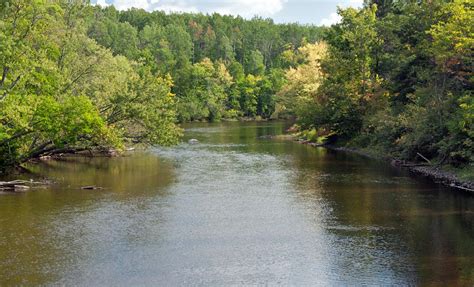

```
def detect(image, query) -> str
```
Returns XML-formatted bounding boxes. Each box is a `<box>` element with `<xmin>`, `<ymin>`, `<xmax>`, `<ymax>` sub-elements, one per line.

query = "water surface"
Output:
<box><xmin>1</xmin><ymin>121</ymin><xmax>473</xmax><ymax>285</ymax></box>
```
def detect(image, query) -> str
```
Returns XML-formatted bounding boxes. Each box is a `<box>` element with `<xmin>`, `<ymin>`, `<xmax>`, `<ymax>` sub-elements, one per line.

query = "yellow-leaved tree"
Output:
<box><xmin>276</xmin><ymin>42</ymin><xmax>328</xmax><ymax>125</ymax></box>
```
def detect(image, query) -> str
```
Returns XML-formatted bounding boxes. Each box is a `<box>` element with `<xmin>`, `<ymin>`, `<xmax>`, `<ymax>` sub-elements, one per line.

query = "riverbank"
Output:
<box><xmin>280</xmin><ymin>123</ymin><xmax>473</xmax><ymax>192</ymax></box>
<box><xmin>325</xmin><ymin>146</ymin><xmax>474</xmax><ymax>192</ymax></box>
<box><xmin>292</xmin><ymin>139</ymin><xmax>473</xmax><ymax>192</ymax></box>
<box><xmin>275</xmin><ymin>128</ymin><xmax>474</xmax><ymax>192</ymax></box>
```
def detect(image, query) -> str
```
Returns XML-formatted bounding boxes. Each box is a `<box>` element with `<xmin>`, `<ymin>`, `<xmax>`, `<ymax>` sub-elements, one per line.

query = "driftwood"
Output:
<box><xmin>0</xmin><ymin>180</ymin><xmax>49</xmax><ymax>192</ymax></box>
<box><xmin>416</xmin><ymin>152</ymin><xmax>432</xmax><ymax>164</ymax></box>
<box><xmin>449</xmin><ymin>184</ymin><xmax>474</xmax><ymax>192</ymax></box>
<box><xmin>0</xmin><ymin>180</ymin><xmax>104</xmax><ymax>192</ymax></box>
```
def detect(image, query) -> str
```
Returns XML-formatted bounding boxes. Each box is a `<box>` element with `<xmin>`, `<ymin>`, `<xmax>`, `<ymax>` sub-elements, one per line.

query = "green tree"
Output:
<box><xmin>238</xmin><ymin>75</ymin><xmax>260</xmax><ymax>117</ymax></box>
<box><xmin>317</xmin><ymin>5</ymin><xmax>379</xmax><ymax>138</ymax></box>
<box><xmin>0</xmin><ymin>0</ymin><xmax>180</xmax><ymax>170</ymax></box>
<box><xmin>244</xmin><ymin>50</ymin><xmax>265</xmax><ymax>75</ymax></box>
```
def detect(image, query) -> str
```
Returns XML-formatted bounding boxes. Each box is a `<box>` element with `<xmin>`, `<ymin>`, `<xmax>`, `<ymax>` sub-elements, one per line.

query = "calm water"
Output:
<box><xmin>0</xmin><ymin>121</ymin><xmax>473</xmax><ymax>286</ymax></box>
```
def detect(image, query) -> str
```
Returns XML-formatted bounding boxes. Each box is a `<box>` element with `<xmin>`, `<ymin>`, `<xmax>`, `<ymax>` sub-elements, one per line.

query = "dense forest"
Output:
<box><xmin>0</xmin><ymin>0</ymin><xmax>473</xmax><ymax>178</ymax></box>
<box><xmin>86</xmin><ymin>5</ymin><xmax>323</xmax><ymax>121</ymax></box>
<box><xmin>0</xmin><ymin>0</ymin><xmax>322</xmax><ymax>169</ymax></box>
<box><xmin>278</xmin><ymin>0</ymin><xmax>473</xmax><ymax>178</ymax></box>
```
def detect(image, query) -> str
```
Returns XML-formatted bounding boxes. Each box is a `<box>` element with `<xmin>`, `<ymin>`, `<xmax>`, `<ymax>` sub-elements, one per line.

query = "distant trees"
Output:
<box><xmin>85</xmin><ymin>7</ymin><xmax>323</xmax><ymax>122</ymax></box>
<box><xmin>0</xmin><ymin>0</ymin><xmax>322</xmax><ymax>170</ymax></box>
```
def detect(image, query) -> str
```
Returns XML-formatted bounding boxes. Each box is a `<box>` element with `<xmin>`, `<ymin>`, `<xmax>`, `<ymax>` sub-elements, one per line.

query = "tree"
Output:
<box><xmin>165</xmin><ymin>24</ymin><xmax>192</xmax><ymax>70</ymax></box>
<box><xmin>0</xmin><ymin>0</ymin><xmax>327</xmax><ymax>170</ymax></box>
<box><xmin>277</xmin><ymin>42</ymin><xmax>328</xmax><ymax>124</ymax></box>
<box><xmin>244</xmin><ymin>50</ymin><xmax>265</xmax><ymax>75</ymax></box>
<box><xmin>238</xmin><ymin>75</ymin><xmax>260</xmax><ymax>117</ymax></box>
<box><xmin>0</xmin><ymin>0</ymin><xmax>180</xmax><ymax>170</ymax></box>
<box><xmin>139</xmin><ymin>23</ymin><xmax>176</xmax><ymax>74</ymax></box>
<box><xmin>315</xmin><ymin>5</ymin><xmax>379</xmax><ymax>138</ymax></box>
<box><xmin>275</xmin><ymin>0</ymin><xmax>473</xmax><ymax>170</ymax></box>
<box><xmin>176</xmin><ymin>58</ymin><xmax>232</xmax><ymax>122</ymax></box>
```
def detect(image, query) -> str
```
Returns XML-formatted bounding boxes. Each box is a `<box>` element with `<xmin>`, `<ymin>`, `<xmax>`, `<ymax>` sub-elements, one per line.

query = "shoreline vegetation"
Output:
<box><xmin>275</xmin><ymin>1</ymin><xmax>473</xmax><ymax>192</ymax></box>
<box><xmin>327</xmin><ymin>146</ymin><xmax>474</xmax><ymax>192</ymax></box>
<box><xmin>270</xmin><ymin>131</ymin><xmax>474</xmax><ymax>192</ymax></box>
<box><xmin>1</xmin><ymin>1</ymin><xmax>472</xmax><ymax>194</ymax></box>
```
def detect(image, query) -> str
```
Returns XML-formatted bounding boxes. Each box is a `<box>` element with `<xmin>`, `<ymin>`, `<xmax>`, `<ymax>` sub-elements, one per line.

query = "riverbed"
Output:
<box><xmin>0</xmin><ymin>121</ymin><xmax>473</xmax><ymax>285</ymax></box>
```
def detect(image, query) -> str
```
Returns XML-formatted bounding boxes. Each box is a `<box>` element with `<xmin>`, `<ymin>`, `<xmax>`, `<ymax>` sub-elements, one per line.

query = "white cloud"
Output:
<box><xmin>319</xmin><ymin>12</ymin><xmax>341</xmax><ymax>26</ymax></box>
<box><xmin>111</xmin><ymin>0</ymin><xmax>150</xmax><ymax>10</ymax></box>
<box><xmin>214</xmin><ymin>0</ymin><xmax>287</xmax><ymax>17</ymax></box>
<box><xmin>319</xmin><ymin>0</ymin><xmax>364</xmax><ymax>26</ymax></box>
<box><xmin>92</xmin><ymin>0</ymin><xmax>364</xmax><ymax>24</ymax></box>
<box><xmin>95</xmin><ymin>0</ymin><xmax>109</xmax><ymax>7</ymax></box>
<box><xmin>95</xmin><ymin>0</ymin><xmax>198</xmax><ymax>13</ymax></box>
<box><xmin>95</xmin><ymin>0</ymin><xmax>286</xmax><ymax>17</ymax></box>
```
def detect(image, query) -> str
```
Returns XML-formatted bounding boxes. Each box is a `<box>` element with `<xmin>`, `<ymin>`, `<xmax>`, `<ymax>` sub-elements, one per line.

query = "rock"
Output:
<box><xmin>81</xmin><ymin>186</ymin><xmax>103</xmax><ymax>190</ymax></box>
<box><xmin>188</xmin><ymin>139</ymin><xmax>199</xmax><ymax>144</ymax></box>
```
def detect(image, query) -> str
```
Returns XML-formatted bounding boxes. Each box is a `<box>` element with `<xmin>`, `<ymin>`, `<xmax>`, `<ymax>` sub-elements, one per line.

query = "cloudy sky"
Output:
<box><xmin>92</xmin><ymin>0</ymin><xmax>364</xmax><ymax>26</ymax></box>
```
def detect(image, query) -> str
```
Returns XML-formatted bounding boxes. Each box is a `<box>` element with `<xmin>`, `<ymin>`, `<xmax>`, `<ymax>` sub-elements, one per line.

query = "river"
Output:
<box><xmin>0</xmin><ymin>121</ymin><xmax>473</xmax><ymax>285</ymax></box>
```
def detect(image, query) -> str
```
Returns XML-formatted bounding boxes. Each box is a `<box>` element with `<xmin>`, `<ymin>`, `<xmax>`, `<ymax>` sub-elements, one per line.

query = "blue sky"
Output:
<box><xmin>92</xmin><ymin>0</ymin><xmax>364</xmax><ymax>25</ymax></box>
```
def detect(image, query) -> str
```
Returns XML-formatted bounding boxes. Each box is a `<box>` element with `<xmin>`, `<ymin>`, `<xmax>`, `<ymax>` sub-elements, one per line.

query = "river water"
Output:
<box><xmin>0</xmin><ymin>121</ymin><xmax>473</xmax><ymax>285</ymax></box>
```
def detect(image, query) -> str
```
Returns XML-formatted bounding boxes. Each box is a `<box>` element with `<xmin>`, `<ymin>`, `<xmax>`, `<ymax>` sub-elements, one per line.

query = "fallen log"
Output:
<box><xmin>449</xmin><ymin>184</ymin><xmax>474</xmax><ymax>192</ymax></box>
<box><xmin>0</xmin><ymin>180</ymin><xmax>50</xmax><ymax>192</ymax></box>
<box><xmin>416</xmin><ymin>152</ymin><xmax>432</xmax><ymax>164</ymax></box>
<box><xmin>0</xmin><ymin>184</ymin><xmax>30</xmax><ymax>192</ymax></box>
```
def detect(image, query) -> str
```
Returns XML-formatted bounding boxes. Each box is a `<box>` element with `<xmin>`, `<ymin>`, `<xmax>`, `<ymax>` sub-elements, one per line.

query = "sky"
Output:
<box><xmin>92</xmin><ymin>0</ymin><xmax>364</xmax><ymax>26</ymax></box>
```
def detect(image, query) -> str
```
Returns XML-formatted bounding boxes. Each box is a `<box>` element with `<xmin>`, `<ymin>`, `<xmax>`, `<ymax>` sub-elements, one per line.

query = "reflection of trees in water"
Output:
<box><xmin>1</xmin><ymin>122</ymin><xmax>472</xmax><ymax>285</ymax></box>
<box><xmin>287</xmin><ymin>146</ymin><xmax>474</xmax><ymax>285</ymax></box>
<box><xmin>0</xmin><ymin>152</ymin><xmax>177</xmax><ymax>285</ymax></box>
<box><xmin>404</xmin><ymin>192</ymin><xmax>474</xmax><ymax>285</ymax></box>
<box><xmin>26</xmin><ymin>152</ymin><xmax>176</xmax><ymax>197</ymax></box>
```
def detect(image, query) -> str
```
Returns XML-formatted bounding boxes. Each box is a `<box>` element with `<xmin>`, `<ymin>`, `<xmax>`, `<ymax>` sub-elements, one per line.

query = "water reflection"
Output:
<box><xmin>0</xmin><ymin>121</ymin><xmax>473</xmax><ymax>285</ymax></box>
<box><xmin>287</xmin><ymin>142</ymin><xmax>474</xmax><ymax>285</ymax></box>
<box><xmin>0</xmin><ymin>153</ymin><xmax>175</xmax><ymax>285</ymax></box>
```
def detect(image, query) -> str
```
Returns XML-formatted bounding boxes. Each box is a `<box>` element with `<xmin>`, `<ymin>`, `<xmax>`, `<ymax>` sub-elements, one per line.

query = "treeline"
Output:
<box><xmin>0</xmin><ymin>0</ymin><xmax>321</xmax><ymax>169</ymax></box>
<box><xmin>86</xmin><ymin>6</ymin><xmax>323</xmax><ymax>121</ymax></box>
<box><xmin>278</xmin><ymin>0</ymin><xmax>473</xmax><ymax>171</ymax></box>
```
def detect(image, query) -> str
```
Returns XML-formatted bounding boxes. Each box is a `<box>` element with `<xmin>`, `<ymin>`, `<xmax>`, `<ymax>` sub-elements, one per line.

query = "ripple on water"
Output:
<box><xmin>1</xmin><ymin>122</ymin><xmax>472</xmax><ymax>286</ymax></box>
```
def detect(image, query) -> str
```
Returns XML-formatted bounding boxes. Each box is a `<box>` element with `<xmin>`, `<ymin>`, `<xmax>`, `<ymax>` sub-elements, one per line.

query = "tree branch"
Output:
<box><xmin>0</xmin><ymin>75</ymin><xmax>21</xmax><ymax>100</ymax></box>
<box><xmin>0</xmin><ymin>67</ymin><xmax>9</xmax><ymax>88</ymax></box>
<box><xmin>0</xmin><ymin>130</ymin><xmax>33</xmax><ymax>146</ymax></box>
